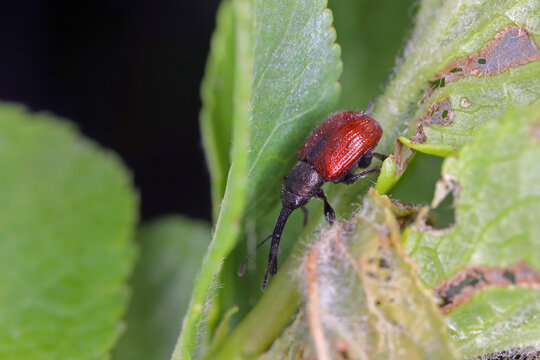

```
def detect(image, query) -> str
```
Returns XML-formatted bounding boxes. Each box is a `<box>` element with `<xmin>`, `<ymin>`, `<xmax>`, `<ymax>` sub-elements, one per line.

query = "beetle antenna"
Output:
<box><xmin>237</xmin><ymin>234</ymin><xmax>272</xmax><ymax>276</ymax></box>
<box><xmin>262</xmin><ymin>206</ymin><xmax>293</xmax><ymax>291</ymax></box>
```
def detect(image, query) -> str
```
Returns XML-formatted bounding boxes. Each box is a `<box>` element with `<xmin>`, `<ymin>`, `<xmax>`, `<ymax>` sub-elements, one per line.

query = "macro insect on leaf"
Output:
<box><xmin>239</xmin><ymin>109</ymin><xmax>386</xmax><ymax>290</ymax></box>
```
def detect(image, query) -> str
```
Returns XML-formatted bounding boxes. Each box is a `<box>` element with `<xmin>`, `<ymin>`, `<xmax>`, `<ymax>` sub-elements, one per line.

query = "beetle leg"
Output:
<box><xmin>340</xmin><ymin>166</ymin><xmax>381</xmax><ymax>185</ymax></box>
<box><xmin>317</xmin><ymin>190</ymin><xmax>335</xmax><ymax>225</ymax></box>
<box><xmin>301</xmin><ymin>206</ymin><xmax>309</xmax><ymax>227</ymax></box>
<box><xmin>373</xmin><ymin>152</ymin><xmax>387</xmax><ymax>161</ymax></box>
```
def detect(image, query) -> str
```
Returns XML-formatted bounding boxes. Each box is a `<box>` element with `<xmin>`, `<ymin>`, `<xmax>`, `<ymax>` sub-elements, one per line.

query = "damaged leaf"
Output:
<box><xmin>294</xmin><ymin>192</ymin><xmax>456</xmax><ymax>359</ymax></box>
<box><xmin>404</xmin><ymin>104</ymin><xmax>540</xmax><ymax>285</ymax></box>
<box><xmin>430</xmin><ymin>26</ymin><xmax>540</xmax><ymax>88</ymax></box>
<box><xmin>403</xmin><ymin>104</ymin><xmax>540</xmax><ymax>356</ymax></box>
<box><xmin>408</xmin><ymin>60</ymin><xmax>540</xmax><ymax>153</ymax></box>
<box><xmin>434</xmin><ymin>263</ymin><xmax>540</xmax><ymax>314</ymax></box>
<box><xmin>403</xmin><ymin>24</ymin><xmax>540</xmax><ymax>154</ymax></box>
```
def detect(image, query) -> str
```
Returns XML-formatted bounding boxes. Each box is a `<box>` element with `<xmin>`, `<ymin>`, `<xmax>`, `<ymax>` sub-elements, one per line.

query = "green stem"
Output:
<box><xmin>202</xmin><ymin>251</ymin><xmax>302</xmax><ymax>359</ymax></box>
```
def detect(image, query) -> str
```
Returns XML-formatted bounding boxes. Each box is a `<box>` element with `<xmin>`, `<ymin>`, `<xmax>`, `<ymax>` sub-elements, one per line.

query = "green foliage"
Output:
<box><xmin>374</xmin><ymin>0</ymin><xmax>540</xmax><ymax>152</ymax></box>
<box><xmin>447</xmin><ymin>287</ymin><xmax>540</xmax><ymax>358</ymax></box>
<box><xmin>187</xmin><ymin>0</ymin><xmax>540</xmax><ymax>358</ymax></box>
<box><xmin>329</xmin><ymin>0</ymin><xmax>416</xmax><ymax>110</ymax></box>
<box><xmin>175</xmin><ymin>0</ymin><xmax>342</xmax><ymax>357</ymax></box>
<box><xmin>297</xmin><ymin>193</ymin><xmax>456</xmax><ymax>359</ymax></box>
<box><xmin>402</xmin><ymin>105</ymin><xmax>540</xmax><ymax>359</ymax></box>
<box><xmin>3</xmin><ymin>0</ymin><xmax>540</xmax><ymax>358</ymax></box>
<box><xmin>113</xmin><ymin>216</ymin><xmax>210</xmax><ymax>360</ymax></box>
<box><xmin>0</xmin><ymin>103</ymin><xmax>137</xmax><ymax>359</ymax></box>
<box><xmin>200</xmin><ymin>1</ymin><xmax>236</xmax><ymax>217</ymax></box>
<box><xmin>404</xmin><ymin>105</ymin><xmax>540</xmax><ymax>287</ymax></box>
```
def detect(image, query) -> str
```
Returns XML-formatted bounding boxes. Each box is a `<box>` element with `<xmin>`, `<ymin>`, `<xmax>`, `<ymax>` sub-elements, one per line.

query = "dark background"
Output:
<box><xmin>0</xmin><ymin>0</ymin><xmax>221</xmax><ymax>221</ymax></box>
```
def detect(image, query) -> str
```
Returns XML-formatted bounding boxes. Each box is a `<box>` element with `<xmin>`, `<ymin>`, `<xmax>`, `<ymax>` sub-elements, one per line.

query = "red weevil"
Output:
<box><xmin>239</xmin><ymin>110</ymin><xmax>386</xmax><ymax>290</ymax></box>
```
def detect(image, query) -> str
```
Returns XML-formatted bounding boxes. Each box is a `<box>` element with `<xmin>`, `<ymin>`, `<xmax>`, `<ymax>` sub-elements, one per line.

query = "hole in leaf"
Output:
<box><xmin>429</xmin><ymin>77</ymin><xmax>445</xmax><ymax>89</ymax></box>
<box><xmin>441</xmin><ymin>110</ymin><xmax>448</xmax><ymax>119</ymax></box>
<box><xmin>477</xmin><ymin>58</ymin><xmax>486</xmax><ymax>64</ymax></box>
<box><xmin>449</xmin><ymin>67</ymin><xmax>462</xmax><ymax>73</ymax></box>
<box><xmin>431</xmin><ymin>192</ymin><xmax>454</xmax><ymax>229</ymax></box>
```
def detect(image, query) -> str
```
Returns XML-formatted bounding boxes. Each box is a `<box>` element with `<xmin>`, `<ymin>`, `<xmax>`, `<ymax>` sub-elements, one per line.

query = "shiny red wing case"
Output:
<box><xmin>297</xmin><ymin>111</ymin><xmax>382</xmax><ymax>181</ymax></box>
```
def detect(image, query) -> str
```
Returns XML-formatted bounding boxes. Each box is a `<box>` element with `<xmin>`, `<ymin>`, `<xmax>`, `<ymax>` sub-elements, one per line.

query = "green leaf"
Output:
<box><xmin>173</xmin><ymin>0</ymin><xmax>252</xmax><ymax>357</ymax></box>
<box><xmin>196</xmin><ymin>0</ymin><xmax>540</xmax><ymax>357</ymax></box>
<box><xmin>266</xmin><ymin>192</ymin><xmax>457</xmax><ymax>359</ymax></box>
<box><xmin>329</xmin><ymin>0</ymin><xmax>416</xmax><ymax>110</ymax></box>
<box><xmin>408</xmin><ymin>59</ymin><xmax>540</xmax><ymax>152</ymax></box>
<box><xmin>175</xmin><ymin>0</ymin><xmax>341</xmax><ymax>357</ymax></box>
<box><xmin>206</xmin><ymin>1</ymin><xmax>540</xmax><ymax>356</ymax></box>
<box><xmin>375</xmin><ymin>0</ymin><xmax>540</xmax><ymax>153</ymax></box>
<box><xmin>259</xmin><ymin>313</ymin><xmax>308</xmax><ymax>360</ymax></box>
<box><xmin>200</xmin><ymin>0</ymin><xmax>236</xmax><ymax>218</ymax></box>
<box><xmin>0</xmin><ymin>103</ymin><xmax>137</xmax><ymax>359</ymax></box>
<box><xmin>326</xmin><ymin>1</ymin><xmax>540</xmax><ymax>221</ymax></box>
<box><xmin>403</xmin><ymin>104</ymin><xmax>540</xmax><ymax>357</ymax></box>
<box><xmin>244</xmin><ymin>0</ymin><xmax>341</xmax><ymax>214</ymax></box>
<box><xmin>113</xmin><ymin>216</ymin><xmax>210</xmax><ymax>360</ymax></box>
<box><xmin>404</xmin><ymin>104</ymin><xmax>540</xmax><ymax>286</ymax></box>
<box><xmin>446</xmin><ymin>288</ymin><xmax>540</xmax><ymax>358</ymax></box>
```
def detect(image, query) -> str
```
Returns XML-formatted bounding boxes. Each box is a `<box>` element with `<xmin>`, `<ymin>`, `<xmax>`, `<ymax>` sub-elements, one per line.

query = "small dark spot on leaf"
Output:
<box><xmin>434</xmin><ymin>263</ymin><xmax>540</xmax><ymax>314</ymax></box>
<box><xmin>426</xmin><ymin>26</ymin><xmax>540</xmax><ymax>98</ymax></box>
<box><xmin>472</xmin><ymin>269</ymin><xmax>488</xmax><ymax>283</ymax></box>
<box><xmin>378</xmin><ymin>258</ymin><xmax>389</xmax><ymax>269</ymax></box>
<box><xmin>411</xmin><ymin>98</ymin><xmax>454</xmax><ymax>143</ymax></box>
<box><xmin>375</xmin><ymin>299</ymin><xmax>381</xmax><ymax>306</ymax></box>
<box><xmin>503</xmin><ymin>270</ymin><xmax>516</xmax><ymax>284</ymax></box>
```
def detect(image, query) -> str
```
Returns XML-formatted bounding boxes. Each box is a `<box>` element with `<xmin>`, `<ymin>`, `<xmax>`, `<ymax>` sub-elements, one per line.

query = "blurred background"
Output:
<box><xmin>0</xmin><ymin>0</ymin><xmax>424</xmax><ymax>223</ymax></box>
<box><xmin>0</xmin><ymin>0</ymin><xmax>221</xmax><ymax>222</ymax></box>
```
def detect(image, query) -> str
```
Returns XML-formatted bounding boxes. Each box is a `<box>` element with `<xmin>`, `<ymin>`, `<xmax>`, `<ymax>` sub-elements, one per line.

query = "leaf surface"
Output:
<box><xmin>404</xmin><ymin>104</ymin><xmax>540</xmax><ymax>357</ymax></box>
<box><xmin>0</xmin><ymin>103</ymin><xmax>137</xmax><ymax>359</ymax></box>
<box><xmin>266</xmin><ymin>193</ymin><xmax>457</xmax><ymax>359</ymax></box>
<box><xmin>446</xmin><ymin>288</ymin><xmax>540</xmax><ymax>358</ymax></box>
<box><xmin>113</xmin><ymin>216</ymin><xmax>210</xmax><ymax>360</ymax></box>
<box><xmin>177</xmin><ymin>0</ymin><xmax>341</xmax><ymax>357</ymax></box>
